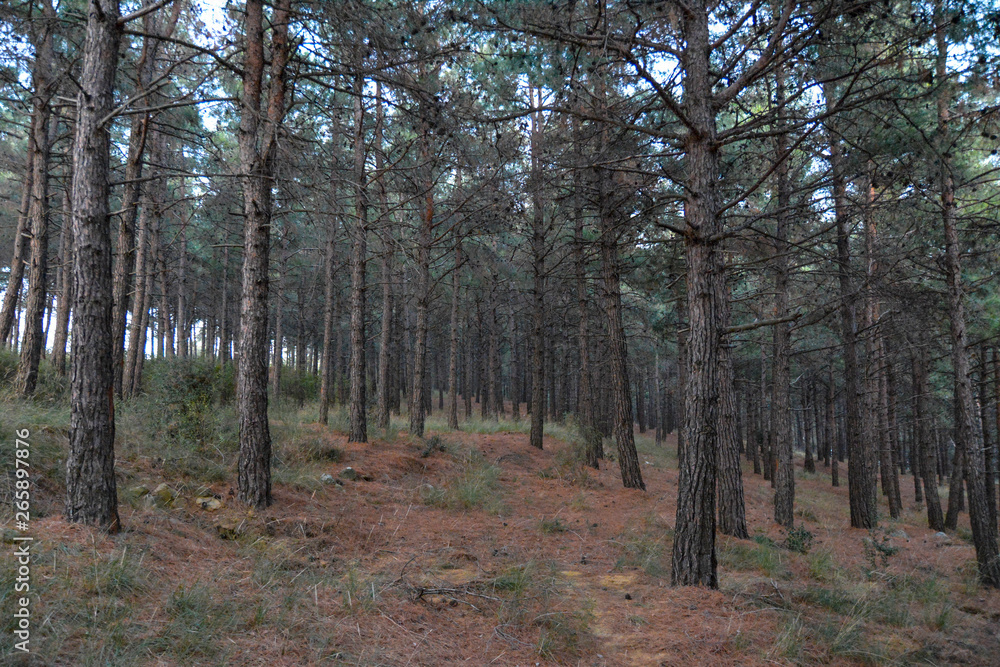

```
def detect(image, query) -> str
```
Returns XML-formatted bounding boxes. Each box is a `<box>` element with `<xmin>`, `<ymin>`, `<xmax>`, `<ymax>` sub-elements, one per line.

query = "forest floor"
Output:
<box><xmin>3</xmin><ymin>399</ymin><xmax>1000</xmax><ymax>666</ymax></box>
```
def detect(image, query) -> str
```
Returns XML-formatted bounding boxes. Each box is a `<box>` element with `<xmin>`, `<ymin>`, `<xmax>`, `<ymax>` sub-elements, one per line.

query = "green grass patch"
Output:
<box><xmin>719</xmin><ymin>536</ymin><xmax>789</xmax><ymax>578</ymax></box>
<box><xmin>613</xmin><ymin>513</ymin><xmax>671</xmax><ymax>578</ymax></box>
<box><xmin>420</xmin><ymin>449</ymin><xmax>505</xmax><ymax>514</ymax></box>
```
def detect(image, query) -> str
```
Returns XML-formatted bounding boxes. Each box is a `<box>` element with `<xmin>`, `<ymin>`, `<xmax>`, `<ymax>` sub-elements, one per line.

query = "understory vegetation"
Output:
<box><xmin>2</xmin><ymin>357</ymin><xmax>998</xmax><ymax>665</ymax></box>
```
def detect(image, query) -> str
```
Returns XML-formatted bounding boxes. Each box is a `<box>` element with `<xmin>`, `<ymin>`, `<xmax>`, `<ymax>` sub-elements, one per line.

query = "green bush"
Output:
<box><xmin>782</xmin><ymin>525</ymin><xmax>814</xmax><ymax>554</ymax></box>
<box><xmin>0</xmin><ymin>349</ymin><xmax>68</xmax><ymax>401</ymax></box>
<box><xmin>863</xmin><ymin>528</ymin><xmax>899</xmax><ymax>574</ymax></box>
<box><xmin>139</xmin><ymin>358</ymin><xmax>236</xmax><ymax>448</ymax></box>
<box><xmin>0</xmin><ymin>348</ymin><xmax>18</xmax><ymax>386</ymax></box>
<box><xmin>278</xmin><ymin>368</ymin><xmax>320</xmax><ymax>406</ymax></box>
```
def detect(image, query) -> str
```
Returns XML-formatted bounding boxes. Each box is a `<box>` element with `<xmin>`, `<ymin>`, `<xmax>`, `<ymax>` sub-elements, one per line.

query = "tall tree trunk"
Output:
<box><xmin>827</xmin><ymin>81</ymin><xmax>877</xmax><ymax>529</ymax></box>
<box><xmin>0</xmin><ymin>145</ymin><xmax>34</xmax><ymax>348</ymax></box>
<box><xmin>884</xmin><ymin>352</ymin><xmax>903</xmax><ymax>514</ymax></box>
<box><xmin>914</xmin><ymin>342</ymin><xmax>945</xmax><ymax>530</ymax></box>
<box><xmin>636</xmin><ymin>368</ymin><xmax>647</xmax><ymax>435</ymax></box>
<box><xmin>348</xmin><ymin>71</ymin><xmax>368</xmax><ymax>443</ymax></box>
<box><xmin>124</xmin><ymin>162</ymin><xmax>153</xmax><ymax>398</ymax></box>
<box><xmin>15</xmin><ymin>2</ymin><xmax>56</xmax><ymax>396</ymax></box>
<box><xmin>447</xmin><ymin>238</ymin><xmax>461</xmax><ymax>429</ymax></box>
<box><xmin>154</xmin><ymin>220</ymin><xmax>171</xmax><ymax>365</ymax></box>
<box><xmin>487</xmin><ymin>293</ymin><xmax>500</xmax><ymax>421</ymax></box>
<box><xmin>320</xmin><ymin>214</ymin><xmax>337</xmax><ymax>425</ymax></box>
<box><xmin>576</xmin><ymin>186</ymin><xmax>599</xmax><ymax>466</ymax></box>
<box><xmin>463</xmin><ymin>308</ymin><xmax>474</xmax><ymax>419</ymax></box>
<box><xmin>979</xmin><ymin>347</ymin><xmax>996</xmax><ymax>528</ymax></box>
<box><xmin>528</xmin><ymin>87</ymin><xmax>545</xmax><ymax>450</ymax></box>
<box><xmin>771</xmin><ymin>76</ymin><xmax>794</xmax><ymax>527</ymax></box>
<box><xmin>65</xmin><ymin>0</ymin><xmax>123</xmax><ymax>530</ymax></box>
<box><xmin>655</xmin><ymin>351</ymin><xmax>664</xmax><ymax>447</ymax></box>
<box><xmin>936</xmin><ymin>8</ymin><xmax>1000</xmax><ymax>585</ymax></box>
<box><xmin>803</xmin><ymin>381</ymin><xmax>816</xmax><ymax>474</ymax></box>
<box><xmin>863</xmin><ymin>176</ymin><xmax>901</xmax><ymax>520</ymax></box>
<box><xmin>993</xmin><ymin>346</ymin><xmax>1000</xmax><ymax>525</ymax></box>
<box><xmin>409</xmin><ymin>129</ymin><xmax>433</xmax><ymax>439</ymax></box>
<box><xmin>176</xmin><ymin>222</ymin><xmax>188</xmax><ymax>358</ymax></box>
<box><xmin>236</xmin><ymin>0</ymin><xmax>291</xmax><ymax>509</ymax></box>
<box><xmin>599</xmin><ymin>192</ymin><xmax>644</xmax><ymax>490</ymax></box>
<box><xmin>270</xmin><ymin>245</ymin><xmax>284</xmax><ymax>401</ymax></box>
<box><xmin>828</xmin><ymin>372</ymin><xmax>840</xmax><ymax>487</ymax></box>
<box><xmin>112</xmin><ymin>14</ymin><xmax>159</xmax><ymax>396</ymax></box>
<box><xmin>771</xmin><ymin>136</ymin><xmax>795</xmax><ymax>528</ymax></box>
<box><xmin>220</xmin><ymin>246</ymin><xmax>231</xmax><ymax>363</ymax></box>
<box><xmin>374</xmin><ymin>80</ymin><xmax>393</xmax><ymax>430</ymax></box>
<box><xmin>672</xmin><ymin>3</ymin><xmax>723</xmax><ymax>588</ymax></box>
<box><xmin>718</xmin><ymin>340</ymin><xmax>748</xmax><ymax>538</ymax></box>
<box><xmin>52</xmin><ymin>183</ymin><xmax>73</xmax><ymax>375</ymax></box>
<box><xmin>509</xmin><ymin>309</ymin><xmax>520</xmax><ymax>420</ymax></box>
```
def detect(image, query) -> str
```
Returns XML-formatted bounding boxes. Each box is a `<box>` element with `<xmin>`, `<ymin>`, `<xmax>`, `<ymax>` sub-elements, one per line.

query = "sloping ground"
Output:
<box><xmin>4</xmin><ymin>416</ymin><xmax>1000</xmax><ymax>666</ymax></box>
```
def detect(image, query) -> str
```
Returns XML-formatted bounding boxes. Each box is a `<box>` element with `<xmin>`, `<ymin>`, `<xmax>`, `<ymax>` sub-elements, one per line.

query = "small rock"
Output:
<box><xmin>195</xmin><ymin>497</ymin><xmax>224</xmax><ymax>511</ymax></box>
<box><xmin>215</xmin><ymin>521</ymin><xmax>242</xmax><ymax>540</ymax></box>
<box><xmin>320</xmin><ymin>473</ymin><xmax>335</xmax><ymax>484</ymax></box>
<box><xmin>933</xmin><ymin>531</ymin><xmax>950</xmax><ymax>540</ymax></box>
<box><xmin>890</xmin><ymin>529</ymin><xmax>910</xmax><ymax>541</ymax></box>
<box><xmin>126</xmin><ymin>484</ymin><xmax>151</xmax><ymax>499</ymax></box>
<box><xmin>151</xmin><ymin>483</ymin><xmax>176</xmax><ymax>507</ymax></box>
<box><xmin>339</xmin><ymin>467</ymin><xmax>372</xmax><ymax>481</ymax></box>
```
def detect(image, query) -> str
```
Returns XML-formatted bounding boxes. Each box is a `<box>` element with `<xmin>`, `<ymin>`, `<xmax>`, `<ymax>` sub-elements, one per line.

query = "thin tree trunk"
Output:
<box><xmin>270</xmin><ymin>245</ymin><xmax>285</xmax><ymax>401</ymax></box>
<box><xmin>463</xmin><ymin>308</ymin><xmax>474</xmax><ymax>420</ymax></box>
<box><xmin>348</xmin><ymin>71</ymin><xmax>368</xmax><ymax>443</ymax></box>
<box><xmin>220</xmin><ymin>246</ymin><xmax>230</xmax><ymax>363</ymax></box>
<box><xmin>528</xmin><ymin>87</ymin><xmax>545</xmax><ymax>450</ymax></box>
<box><xmin>886</xmin><ymin>354</ymin><xmax>903</xmax><ymax>512</ymax></box>
<box><xmin>320</xmin><ymin>214</ymin><xmax>338</xmax><ymax>425</ymax></box>
<box><xmin>409</xmin><ymin>123</ymin><xmax>433</xmax><ymax>439</ymax></box>
<box><xmin>863</xmin><ymin>180</ymin><xmax>901</xmax><ymax>519</ymax></box>
<box><xmin>375</xmin><ymin>242</ymin><xmax>392</xmax><ymax>429</ymax></box>
<box><xmin>935</xmin><ymin>6</ymin><xmax>1000</xmax><ymax>583</ymax></box>
<box><xmin>771</xmin><ymin>92</ymin><xmax>794</xmax><ymax>527</ymax></box>
<box><xmin>124</xmin><ymin>168</ymin><xmax>153</xmax><ymax>397</ymax></box>
<box><xmin>828</xmin><ymin>372</ymin><xmax>840</xmax><ymax>487</ymax></box>
<box><xmin>112</xmin><ymin>8</ymin><xmax>167</xmax><ymax>395</ymax></box>
<box><xmin>827</xmin><ymin>81</ymin><xmax>877</xmax><ymax>529</ymax></box>
<box><xmin>52</xmin><ymin>183</ymin><xmax>73</xmax><ymax>375</ymax></box>
<box><xmin>576</xmin><ymin>192</ymin><xmax>599</xmax><ymax>463</ymax></box>
<box><xmin>15</xmin><ymin>3</ymin><xmax>55</xmax><ymax>396</ymax></box>
<box><xmin>803</xmin><ymin>381</ymin><xmax>816</xmax><ymax>474</ymax></box>
<box><xmin>598</xmin><ymin>174</ymin><xmax>644</xmax><ymax>490</ymax></box>
<box><xmin>176</xmin><ymin>222</ymin><xmax>188</xmax><ymax>358</ymax></box>
<box><xmin>914</xmin><ymin>342</ymin><xmax>944</xmax><ymax>530</ymax></box>
<box><xmin>993</xmin><ymin>346</ymin><xmax>1000</xmax><ymax>525</ymax></box>
<box><xmin>374</xmin><ymin>79</ymin><xmax>392</xmax><ymax>430</ymax></box>
<box><xmin>236</xmin><ymin>0</ymin><xmax>291</xmax><ymax>509</ymax></box>
<box><xmin>0</xmin><ymin>128</ymin><xmax>35</xmax><ymax>347</ymax></box>
<box><xmin>487</xmin><ymin>296</ymin><xmax>500</xmax><ymax>421</ymax></box>
<box><xmin>718</xmin><ymin>340</ymin><xmax>748</xmax><ymax>538</ymax></box>
<box><xmin>979</xmin><ymin>347</ymin><xmax>996</xmax><ymax>528</ymax></box>
<box><xmin>447</xmin><ymin>237</ymin><xmax>461</xmax><ymax>429</ymax></box>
